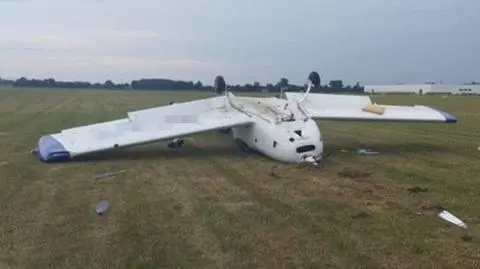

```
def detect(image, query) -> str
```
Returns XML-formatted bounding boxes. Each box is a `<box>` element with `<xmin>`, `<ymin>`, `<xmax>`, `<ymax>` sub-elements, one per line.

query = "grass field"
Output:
<box><xmin>0</xmin><ymin>88</ymin><xmax>479</xmax><ymax>269</ymax></box>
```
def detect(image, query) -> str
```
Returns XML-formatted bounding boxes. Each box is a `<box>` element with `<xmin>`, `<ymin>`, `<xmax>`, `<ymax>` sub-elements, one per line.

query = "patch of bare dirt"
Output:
<box><xmin>337</xmin><ymin>167</ymin><xmax>374</xmax><ymax>180</ymax></box>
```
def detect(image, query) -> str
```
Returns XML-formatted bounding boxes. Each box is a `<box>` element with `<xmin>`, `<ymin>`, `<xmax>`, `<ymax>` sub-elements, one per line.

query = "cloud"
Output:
<box><xmin>0</xmin><ymin>21</ymin><xmax>181</xmax><ymax>54</ymax></box>
<box><xmin>61</xmin><ymin>56</ymin><xmax>219</xmax><ymax>71</ymax></box>
<box><xmin>0</xmin><ymin>20</ymin><xmax>218</xmax><ymax>82</ymax></box>
<box><xmin>1</xmin><ymin>0</ymin><xmax>479</xmax><ymax>85</ymax></box>
<box><xmin>109</xmin><ymin>29</ymin><xmax>162</xmax><ymax>40</ymax></box>
<box><xmin>0</xmin><ymin>23</ymin><xmax>90</xmax><ymax>51</ymax></box>
<box><xmin>0</xmin><ymin>52</ymin><xmax>222</xmax><ymax>82</ymax></box>
<box><xmin>11</xmin><ymin>35</ymin><xmax>93</xmax><ymax>51</ymax></box>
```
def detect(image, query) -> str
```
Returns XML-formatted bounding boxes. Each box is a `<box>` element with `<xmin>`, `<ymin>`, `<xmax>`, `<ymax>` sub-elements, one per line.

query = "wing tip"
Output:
<box><xmin>430</xmin><ymin>107</ymin><xmax>457</xmax><ymax>123</ymax></box>
<box><xmin>34</xmin><ymin>135</ymin><xmax>71</xmax><ymax>163</ymax></box>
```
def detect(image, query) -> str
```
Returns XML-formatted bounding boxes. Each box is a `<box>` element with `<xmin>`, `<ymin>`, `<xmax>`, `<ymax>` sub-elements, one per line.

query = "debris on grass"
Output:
<box><xmin>30</xmin><ymin>148</ymin><xmax>39</xmax><ymax>157</ymax></box>
<box><xmin>357</xmin><ymin>148</ymin><xmax>380</xmax><ymax>155</ymax></box>
<box><xmin>305</xmin><ymin>156</ymin><xmax>318</xmax><ymax>165</ymax></box>
<box><xmin>439</xmin><ymin>210</ymin><xmax>468</xmax><ymax>229</ymax></box>
<box><xmin>299</xmin><ymin>155</ymin><xmax>323</xmax><ymax>167</ymax></box>
<box><xmin>407</xmin><ymin>186</ymin><xmax>429</xmax><ymax>193</ymax></box>
<box><xmin>167</xmin><ymin>138</ymin><xmax>185</xmax><ymax>149</ymax></box>
<box><xmin>90</xmin><ymin>170</ymin><xmax>126</xmax><ymax>180</ymax></box>
<box><xmin>95</xmin><ymin>200</ymin><xmax>110</xmax><ymax>215</ymax></box>
<box><xmin>337</xmin><ymin>167</ymin><xmax>374</xmax><ymax>179</ymax></box>
<box><xmin>338</xmin><ymin>148</ymin><xmax>379</xmax><ymax>154</ymax></box>
<box><xmin>418</xmin><ymin>206</ymin><xmax>472</xmax><ymax>241</ymax></box>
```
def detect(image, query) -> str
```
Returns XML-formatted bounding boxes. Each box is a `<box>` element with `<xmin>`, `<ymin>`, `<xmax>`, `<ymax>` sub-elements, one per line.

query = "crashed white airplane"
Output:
<box><xmin>33</xmin><ymin>72</ymin><xmax>457</xmax><ymax>164</ymax></box>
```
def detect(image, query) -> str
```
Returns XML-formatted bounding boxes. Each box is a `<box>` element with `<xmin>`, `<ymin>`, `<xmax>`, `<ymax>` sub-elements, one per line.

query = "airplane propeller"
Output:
<box><xmin>214</xmin><ymin>75</ymin><xmax>232</xmax><ymax>133</ymax></box>
<box><xmin>298</xmin><ymin>71</ymin><xmax>321</xmax><ymax>104</ymax></box>
<box><xmin>308</xmin><ymin>71</ymin><xmax>321</xmax><ymax>88</ymax></box>
<box><xmin>214</xmin><ymin>75</ymin><xmax>226</xmax><ymax>95</ymax></box>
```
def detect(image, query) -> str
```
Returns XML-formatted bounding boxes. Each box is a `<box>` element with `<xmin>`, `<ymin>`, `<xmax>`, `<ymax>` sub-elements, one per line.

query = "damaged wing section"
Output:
<box><xmin>34</xmin><ymin>96</ymin><xmax>253</xmax><ymax>163</ymax></box>
<box><xmin>285</xmin><ymin>92</ymin><xmax>457</xmax><ymax>123</ymax></box>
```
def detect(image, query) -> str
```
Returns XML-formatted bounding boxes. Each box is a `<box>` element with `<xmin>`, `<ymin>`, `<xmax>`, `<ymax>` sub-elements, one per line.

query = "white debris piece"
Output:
<box><xmin>300</xmin><ymin>155</ymin><xmax>321</xmax><ymax>166</ymax></box>
<box><xmin>357</xmin><ymin>149</ymin><xmax>380</xmax><ymax>155</ymax></box>
<box><xmin>91</xmin><ymin>170</ymin><xmax>126</xmax><ymax>180</ymax></box>
<box><xmin>304</xmin><ymin>156</ymin><xmax>318</xmax><ymax>165</ymax></box>
<box><xmin>95</xmin><ymin>200</ymin><xmax>110</xmax><ymax>215</ymax></box>
<box><xmin>438</xmin><ymin>210</ymin><xmax>467</xmax><ymax>229</ymax></box>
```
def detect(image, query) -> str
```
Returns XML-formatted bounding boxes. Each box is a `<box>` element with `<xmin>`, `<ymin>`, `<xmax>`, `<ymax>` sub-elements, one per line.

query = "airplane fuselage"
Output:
<box><xmin>231</xmin><ymin>117</ymin><xmax>324</xmax><ymax>163</ymax></box>
<box><xmin>226</xmin><ymin>95</ymin><xmax>324</xmax><ymax>163</ymax></box>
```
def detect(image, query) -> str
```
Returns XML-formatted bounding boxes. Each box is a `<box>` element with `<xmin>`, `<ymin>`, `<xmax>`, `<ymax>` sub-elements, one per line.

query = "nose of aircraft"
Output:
<box><xmin>296</xmin><ymin>138</ymin><xmax>324</xmax><ymax>164</ymax></box>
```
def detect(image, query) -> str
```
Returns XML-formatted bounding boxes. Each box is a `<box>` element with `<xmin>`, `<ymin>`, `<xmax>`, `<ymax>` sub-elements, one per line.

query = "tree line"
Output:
<box><xmin>0</xmin><ymin>76</ymin><xmax>365</xmax><ymax>93</ymax></box>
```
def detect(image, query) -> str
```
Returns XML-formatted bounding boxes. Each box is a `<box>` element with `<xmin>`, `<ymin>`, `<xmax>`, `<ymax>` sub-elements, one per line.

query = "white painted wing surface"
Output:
<box><xmin>285</xmin><ymin>92</ymin><xmax>457</xmax><ymax>123</ymax></box>
<box><xmin>35</xmin><ymin>96</ymin><xmax>253</xmax><ymax>162</ymax></box>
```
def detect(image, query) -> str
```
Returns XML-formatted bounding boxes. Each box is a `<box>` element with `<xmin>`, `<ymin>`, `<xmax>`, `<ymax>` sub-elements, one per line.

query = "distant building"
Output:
<box><xmin>364</xmin><ymin>83</ymin><xmax>480</xmax><ymax>95</ymax></box>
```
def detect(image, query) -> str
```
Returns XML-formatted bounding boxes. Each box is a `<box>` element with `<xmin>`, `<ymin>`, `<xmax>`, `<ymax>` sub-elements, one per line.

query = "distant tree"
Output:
<box><xmin>266</xmin><ymin>83</ymin><xmax>275</xmax><ymax>92</ymax></box>
<box><xmin>7</xmin><ymin>74</ymin><xmax>366</xmax><ymax>94</ymax></box>
<box><xmin>194</xmin><ymin>80</ymin><xmax>203</xmax><ymax>89</ymax></box>
<box><xmin>352</xmin><ymin>82</ymin><xmax>364</xmax><ymax>93</ymax></box>
<box><xmin>279</xmin><ymin>77</ymin><xmax>289</xmax><ymax>87</ymax></box>
<box><xmin>244</xmin><ymin>83</ymin><xmax>253</xmax><ymax>91</ymax></box>
<box><xmin>328</xmin><ymin>80</ymin><xmax>344</xmax><ymax>90</ymax></box>
<box><xmin>104</xmin><ymin>80</ymin><xmax>114</xmax><ymax>89</ymax></box>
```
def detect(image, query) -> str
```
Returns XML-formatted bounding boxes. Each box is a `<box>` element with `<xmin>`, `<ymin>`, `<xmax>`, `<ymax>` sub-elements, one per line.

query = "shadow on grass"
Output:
<box><xmin>66</xmin><ymin>141</ymin><xmax>456</xmax><ymax>164</ymax></box>
<box><xmin>70</xmin><ymin>144</ymin><xmax>261</xmax><ymax>163</ymax></box>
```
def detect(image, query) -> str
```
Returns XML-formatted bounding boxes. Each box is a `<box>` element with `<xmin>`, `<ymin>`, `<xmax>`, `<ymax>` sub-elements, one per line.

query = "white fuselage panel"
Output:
<box><xmin>232</xmin><ymin>118</ymin><xmax>324</xmax><ymax>163</ymax></box>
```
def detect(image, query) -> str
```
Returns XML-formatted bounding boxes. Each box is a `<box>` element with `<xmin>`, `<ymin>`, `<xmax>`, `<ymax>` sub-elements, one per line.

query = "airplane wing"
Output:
<box><xmin>34</xmin><ymin>96</ymin><xmax>253</xmax><ymax>162</ymax></box>
<box><xmin>285</xmin><ymin>92</ymin><xmax>457</xmax><ymax>123</ymax></box>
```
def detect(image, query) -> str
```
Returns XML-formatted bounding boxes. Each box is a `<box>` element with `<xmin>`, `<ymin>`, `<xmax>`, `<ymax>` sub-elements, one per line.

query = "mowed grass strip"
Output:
<box><xmin>0</xmin><ymin>89</ymin><xmax>479</xmax><ymax>269</ymax></box>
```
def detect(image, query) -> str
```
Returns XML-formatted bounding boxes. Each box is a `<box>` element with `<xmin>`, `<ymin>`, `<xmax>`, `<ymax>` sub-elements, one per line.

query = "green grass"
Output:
<box><xmin>0</xmin><ymin>89</ymin><xmax>479</xmax><ymax>269</ymax></box>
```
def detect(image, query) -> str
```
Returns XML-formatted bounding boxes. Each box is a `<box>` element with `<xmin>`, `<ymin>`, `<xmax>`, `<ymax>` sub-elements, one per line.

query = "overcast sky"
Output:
<box><xmin>0</xmin><ymin>0</ymin><xmax>478</xmax><ymax>85</ymax></box>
